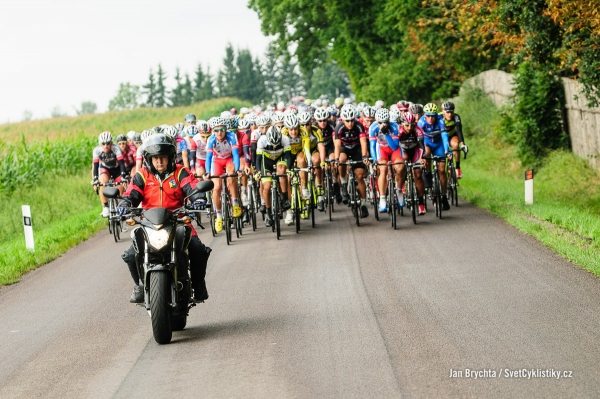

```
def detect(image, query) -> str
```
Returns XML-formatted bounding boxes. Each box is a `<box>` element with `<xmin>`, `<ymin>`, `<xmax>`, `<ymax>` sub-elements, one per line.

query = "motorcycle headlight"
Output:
<box><xmin>146</xmin><ymin>228</ymin><xmax>171</xmax><ymax>251</ymax></box>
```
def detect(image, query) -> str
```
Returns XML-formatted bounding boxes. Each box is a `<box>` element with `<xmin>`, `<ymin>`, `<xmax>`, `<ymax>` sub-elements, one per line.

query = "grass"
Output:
<box><xmin>455</xmin><ymin>87</ymin><xmax>600</xmax><ymax>275</ymax></box>
<box><xmin>0</xmin><ymin>98</ymin><xmax>249</xmax><ymax>285</ymax></box>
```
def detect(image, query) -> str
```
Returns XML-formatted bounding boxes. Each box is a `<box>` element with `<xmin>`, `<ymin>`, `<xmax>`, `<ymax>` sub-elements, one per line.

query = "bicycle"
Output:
<box><xmin>446</xmin><ymin>156</ymin><xmax>459</xmax><ymax>207</ymax></box>
<box><xmin>377</xmin><ymin>161</ymin><xmax>402</xmax><ymax>230</ymax></box>
<box><xmin>339</xmin><ymin>160</ymin><xmax>363</xmax><ymax>226</ymax></box>
<box><xmin>96</xmin><ymin>180</ymin><xmax>125</xmax><ymax>242</ymax></box>
<box><xmin>208</xmin><ymin>173</ymin><xmax>239</xmax><ymax>245</ymax></box>
<box><xmin>323</xmin><ymin>160</ymin><xmax>336</xmax><ymax>222</ymax></box>
<box><xmin>423</xmin><ymin>156</ymin><xmax>446</xmax><ymax>219</ymax></box>
<box><xmin>403</xmin><ymin>160</ymin><xmax>420</xmax><ymax>225</ymax></box>
<box><xmin>245</xmin><ymin>172</ymin><xmax>260</xmax><ymax>232</ymax></box>
<box><xmin>265</xmin><ymin>170</ymin><xmax>287</xmax><ymax>240</ymax></box>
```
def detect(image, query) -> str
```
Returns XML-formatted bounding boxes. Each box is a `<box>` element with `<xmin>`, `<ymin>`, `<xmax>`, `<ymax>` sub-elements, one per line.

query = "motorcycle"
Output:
<box><xmin>124</xmin><ymin>180</ymin><xmax>214</xmax><ymax>344</ymax></box>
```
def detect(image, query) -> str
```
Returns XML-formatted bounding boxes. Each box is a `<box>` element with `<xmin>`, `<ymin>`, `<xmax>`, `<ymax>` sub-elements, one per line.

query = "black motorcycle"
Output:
<box><xmin>124</xmin><ymin>180</ymin><xmax>213</xmax><ymax>344</ymax></box>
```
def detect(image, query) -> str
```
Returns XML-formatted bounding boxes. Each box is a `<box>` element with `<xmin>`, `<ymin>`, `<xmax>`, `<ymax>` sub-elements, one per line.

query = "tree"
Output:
<box><xmin>76</xmin><ymin>101</ymin><xmax>97</xmax><ymax>115</ymax></box>
<box><xmin>142</xmin><ymin>69</ymin><xmax>157</xmax><ymax>107</ymax></box>
<box><xmin>182</xmin><ymin>74</ymin><xmax>193</xmax><ymax>105</ymax></box>
<box><xmin>193</xmin><ymin>64</ymin><xmax>206</xmax><ymax>102</ymax></box>
<box><xmin>306</xmin><ymin>61</ymin><xmax>351</xmax><ymax>100</ymax></box>
<box><xmin>155</xmin><ymin>64</ymin><xmax>168</xmax><ymax>107</ymax></box>
<box><xmin>108</xmin><ymin>82</ymin><xmax>141</xmax><ymax>111</ymax></box>
<box><xmin>200</xmin><ymin>67</ymin><xmax>214</xmax><ymax>100</ymax></box>
<box><xmin>218</xmin><ymin>44</ymin><xmax>237</xmax><ymax>97</ymax></box>
<box><xmin>170</xmin><ymin>67</ymin><xmax>185</xmax><ymax>107</ymax></box>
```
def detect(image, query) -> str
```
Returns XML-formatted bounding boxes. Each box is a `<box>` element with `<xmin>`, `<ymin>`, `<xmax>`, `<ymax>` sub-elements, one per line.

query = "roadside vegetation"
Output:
<box><xmin>0</xmin><ymin>98</ymin><xmax>248</xmax><ymax>285</ymax></box>
<box><xmin>455</xmin><ymin>87</ymin><xmax>600</xmax><ymax>275</ymax></box>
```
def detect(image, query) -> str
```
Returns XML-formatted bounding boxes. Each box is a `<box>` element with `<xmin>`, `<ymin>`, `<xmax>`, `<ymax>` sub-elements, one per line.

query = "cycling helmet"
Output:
<box><xmin>340</xmin><ymin>105</ymin><xmax>357</xmax><ymax>120</ymax></box>
<box><xmin>375</xmin><ymin>108</ymin><xmax>390</xmax><ymax>123</ymax></box>
<box><xmin>314</xmin><ymin>99</ymin><xmax>323</xmax><ymax>107</ymax></box>
<box><xmin>298</xmin><ymin>111</ymin><xmax>312</xmax><ymax>125</ymax></box>
<box><xmin>389</xmin><ymin>109</ymin><xmax>400</xmax><ymax>123</ymax></box>
<box><xmin>143</xmin><ymin>134</ymin><xmax>176</xmax><ymax>174</ymax></box>
<box><xmin>98</xmin><ymin>131</ymin><xmax>112</xmax><ymax>145</ymax></box>
<box><xmin>140</xmin><ymin>129</ymin><xmax>154</xmax><ymax>143</ymax></box>
<box><xmin>210</xmin><ymin>116</ymin><xmax>227</xmax><ymax>129</ymax></box>
<box><xmin>327</xmin><ymin>105</ymin><xmax>339</xmax><ymax>117</ymax></box>
<box><xmin>442</xmin><ymin>101</ymin><xmax>455</xmax><ymax>111</ymax></box>
<box><xmin>343</xmin><ymin>98</ymin><xmax>352</xmax><ymax>105</ymax></box>
<box><xmin>374</xmin><ymin>100</ymin><xmax>385</xmax><ymax>109</ymax></box>
<box><xmin>334</xmin><ymin>97</ymin><xmax>344</xmax><ymax>107</ymax></box>
<box><xmin>238</xmin><ymin>118</ymin><xmax>251</xmax><ymax>130</ymax></box>
<box><xmin>283</xmin><ymin>113</ymin><xmax>299</xmax><ymax>128</ymax></box>
<box><xmin>115</xmin><ymin>134</ymin><xmax>128</xmax><ymax>143</ymax></box>
<box><xmin>163</xmin><ymin>125</ymin><xmax>178</xmax><ymax>139</ymax></box>
<box><xmin>240</xmin><ymin>107</ymin><xmax>250</xmax><ymax>115</ymax></box>
<box><xmin>409</xmin><ymin>103</ymin><xmax>423</xmax><ymax>115</ymax></box>
<box><xmin>220</xmin><ymin>110</ymin><xmax>232</xmax><ymax>120</ymax></box>
<box><xmin>246</xmin><ymin>112</ymin><xmax>257</xmax><ymax>124</ymax></box>
<box><xmin>397</xmin><ymin>101</ymin><xmax>410</xmax><ymax>112</ymax></box>
<box><xmin>174</xmin><ymin>123</ymin><xmax>184</xmax><ymax>132</ymax></box>
<box><xmin>424</xmin><ymin>103</ymin><xmax>439</xmax><ymax>116</ymax></box>
<box><xmin>287</xmin><ymin>105</ymin><xmax>298</xmax><ymax>114</ymax></box>
<box><xmin>227</xmin><ymin>115</ymin><xmax>239</xmax><ymax>130</ymax></box>
<box><xmin>266</xmin><ymin>126</ymin><xmax>282</xmax><ymax>146</ymax></box>
<box><xmin>271</xmin><ymin>111</ymin><xmax>285</xmax><ymax>125</ymax></box>
<box><xmin>304</xmin><ymin>98</ymin><xmax>313</xmax><ymax>106</ymax></box>
<box><xmin>321</xmin><ymin>98</ymin><xmax>329</xmax><ymax>107</ymax></box>
<box><xmin>133</xmin><ymin>132</ymin><xmax>142</xmax><ymax>143</ymax></box>
<box><xmin>402</xmin><ymin>112</ymin><xmax>417</xmax><ymax>125</ymax></box>
<box><xmin>314</xmin><ymin>107</ymin><xmax>329</xmax><ymax>121</ymax></box>
<box><xmin>256</xmin><ymin>114</ymin><xmax>271</xmax><ymax>127</ymax></box>
<box><xmin>363</xmin><ymin>106</ymin><xmax>376</xmax><ymax>118</ymax></box>
<box><xmin>196</xmin><ymin>120</ymin><xmax>209</xmax><ymax>132</ymax></box>
<box><xmin>126</xmin><ymin>130</ymin><xmax>136</xmax><ymax>141</ymax></box>
<box><xmin>185</xmin><ymin>125</ymin><xmax>199</xmax><ymax>137</ymax></box>
<box><xmin>184</xmin><ymin>113</ymin><xmax>197</xmax><ymax>124</ymax></box>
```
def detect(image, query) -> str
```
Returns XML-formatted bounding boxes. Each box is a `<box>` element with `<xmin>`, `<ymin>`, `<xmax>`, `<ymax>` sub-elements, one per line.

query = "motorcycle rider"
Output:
<box><xmin>117</xmin><ymin>134</ymin><xmax>211</xmax><ymax>304</ymax></box>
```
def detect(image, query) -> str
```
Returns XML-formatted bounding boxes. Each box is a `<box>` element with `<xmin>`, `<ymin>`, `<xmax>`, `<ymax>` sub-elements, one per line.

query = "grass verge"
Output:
<box><xmin>455</xmin><ymin>87</ymin><xmax>600</xmax><ymax>275</ymax></box>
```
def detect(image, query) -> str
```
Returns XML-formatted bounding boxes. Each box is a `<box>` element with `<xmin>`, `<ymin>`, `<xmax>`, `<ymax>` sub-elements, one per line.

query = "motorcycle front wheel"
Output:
<box><xmin>149</xmin><ymin>272</ymin><xmax>172</xmax><ymax>344</ymax></box>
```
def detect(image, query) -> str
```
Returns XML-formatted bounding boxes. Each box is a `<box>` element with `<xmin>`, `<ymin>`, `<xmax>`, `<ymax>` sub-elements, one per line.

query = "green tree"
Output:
<box><xmin>109</xmin><ymin>82</ymin><xmax>141</xmax><ymax>111</ymax></box>
<box><xmin>76</xmin><ymin>101</ymin><xmax>97</xmax><ymax>115</ymax></box>
<box><xmin>142</xmin><ymin>69</ymin><xmax>157</xmax><ymax>107</ymax></box>
<box><xmin>306</xmin><ymin>60</ymin><xmax>351</xmax><ymax>100</ymax></box>
<box><xmin>170</xmin><ymin>67</ymin><xmax>185</xmax><ymax>107</ymax></box>
<box><xmin>155</xmin><ymin>64</ymin><xmax>168</xmax><ymax>107</ymax></box>
<box><xmin>182</xmin><ymin>74</ymin><xmax>193</xmax><ymax>105</ymax></box>
<box><xmin>218</xmin><ymin>44</ymin><xmax>238</xmax><ymax>97</ymax></box>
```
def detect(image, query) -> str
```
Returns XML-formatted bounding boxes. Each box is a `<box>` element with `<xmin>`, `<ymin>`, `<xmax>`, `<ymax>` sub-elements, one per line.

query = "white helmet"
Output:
<box><xmin>196</xmin><ymin>120</ymin><xmax>209</xmax><ymax>132</ymax></box>
<box><xmin>340</xmin><ymin>105</ymin><xmax>357</xmax><ymax>120</ymax></box>
<box><xmin>266</xmin><ymin>126</ymin><xmax>282</xmax><ymax>146</ymax></box>
<box><xmin>163</xmin><ymin>125</ymin><xmax>178</xmax><ymax>139</ymax></box>
<box><xmin>98</xmin><ymin>131</ymin><xmax>112</xmax><ymax>145</ymax></box>
<box><xmin>210</xmin><ymin>117</ymin><xmax>227</xmax><ymax>129</ymax></box>
<box><xmin>314</xmin><ymin>107</ymin><xmax>329</xmax><ymax>121</ymax></box>
<box><xmin>283</xmin><ymin>113</ymin><xmax>299</xmax><ymax>128</ymax></box>
<box><xmin>374</xmin><ymin>100</ymin><xmax>385</xmax><ymax>109</ymax></box>
<box><xmin>298</xmin><ymin>111</ymin><xmax>312</xmax><ymax>125</ymax></box>
<box><xmin>256</xmin><ymin>114</ymin><xmax>271</xmax><ymax>127</ymax></box>
<box><xmin>126</xmin><ymin>130</ymin><xmax>136</xmax><ymax>140</ymax></box>
<box><xmin>389</xmin><ymin>109</ymin><xmax>400</xmax><ymax>123</ymax></box>
<box><xmin>375</xmin><ymin>108</ymin><xmax>390</xmax><ymax>123</ymax></box>
<box><xmin>271</xmin><ymin>111</ymin><xmax>285</xmax><ymax>125</ymax></box>
<box><xmin>220</xmin><ymin>110</ymin><xmax>232</xmax><ymax>120</ymax></box>
<box><xmin>343</xmin><ymin>97</ymin><xmax>352</xmax><ymax>105</ymax></box>
<box><xmin>238</xmin><ymin>118</ymin><xmax>251</xmax><ymax>130</ymax></box>
<box><xmin>140</xmin><ymin>129</ymin><xmax>154</xmax><ymax>143</ymax></box>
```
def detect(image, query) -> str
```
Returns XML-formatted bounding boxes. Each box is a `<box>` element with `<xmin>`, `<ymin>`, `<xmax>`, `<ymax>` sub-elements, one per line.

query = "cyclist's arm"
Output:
<box><xmin>122</xmin><ymin>171</ymin><xmax>145</xmax><ymax>207</ymax></box>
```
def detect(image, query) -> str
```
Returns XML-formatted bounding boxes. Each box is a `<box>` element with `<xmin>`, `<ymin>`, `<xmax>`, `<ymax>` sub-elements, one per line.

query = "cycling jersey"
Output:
<box><xmin>440</xmin><ymin>112</ymin><xmax>465</xmax><ymax>142</ymax></box>
<box><xmin>255</xmin><ymin>135</ymin><xmax>292</xmax><ymax>171</ymax></box>
<box><xmin>192</xmin><ymin>134</ymin><xmax>209</xmax><ymax>161</ymax></box>
<box><xmin>236</xmin><ymin>129</ymin><xmax>252</xmax><ymax>163</ymax></box>
<box><xmin>369</xmin><ymin>121</ymin><xmax>400</xmax><ymax>161</ymax></box>
<box><xmin>175</xmin><ymin>137</ymin><xmax>188</xmax><ymax>165</ymax></box>
<box><xmin>92</xmin><ymin>144</ymin><xmax>126</xmax><ymax>178</ymax></box>
<box><xmin>417</xmin><ymin>114</ymin><xmax>449</xmax><ymax>157</ymax></box>
<box><xmin>205</xmin><ymin>132</ymin><xmax>240</xmax><ymax>175</ymax></box>
<box><xmin>334</xmin><ymin>121</ymin><xmax>367</xmax><ymax>150</ymax></box>
<box><xmin>281</xmin><ymin>126</ymin><xmax>312</xmax><ymax>156</ymax></box>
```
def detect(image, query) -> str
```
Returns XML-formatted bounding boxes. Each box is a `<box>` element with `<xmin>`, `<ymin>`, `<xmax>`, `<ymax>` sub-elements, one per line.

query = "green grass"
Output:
<box><xmin>455</xmin><ymin>87</ymin><xmax>600</xmax><ymax>275</ymax></box>
<box><xmin>0</xmin><ymin>98</ymin><xmax>249</xmax><ymax>285</ymax></box>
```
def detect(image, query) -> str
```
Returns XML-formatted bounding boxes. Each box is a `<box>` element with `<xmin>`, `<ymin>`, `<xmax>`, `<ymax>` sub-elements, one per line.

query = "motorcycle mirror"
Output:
<box><xmin>195</xmin><ymin>180</ymin><xmax>214</xmax><ymax>193</ymax></box>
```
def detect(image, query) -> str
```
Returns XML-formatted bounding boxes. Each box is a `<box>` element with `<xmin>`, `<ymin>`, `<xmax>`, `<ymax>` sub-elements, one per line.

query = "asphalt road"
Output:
<box><xmin>1</xmin><ymin>201</ymin><xmax>599</xmax><ymax>398</ymax></box>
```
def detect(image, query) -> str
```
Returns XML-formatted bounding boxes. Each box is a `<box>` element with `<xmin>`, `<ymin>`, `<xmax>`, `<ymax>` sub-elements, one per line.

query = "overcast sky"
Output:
<box><xmin>0</xmin><ymin>0</ymin><xmax>271</xmax><ymax>123</ymax></box>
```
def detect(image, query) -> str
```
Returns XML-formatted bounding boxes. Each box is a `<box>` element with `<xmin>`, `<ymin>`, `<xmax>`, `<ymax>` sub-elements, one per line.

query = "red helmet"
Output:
<box><xmin>397</xmin><ymin>101</ymin><xmax>410</xmax><ymax>112</ymax></box>
<box><xmin>403</xmin><ymin>112</ymin><xmax>417</xmax><ymax>125</ymax></box>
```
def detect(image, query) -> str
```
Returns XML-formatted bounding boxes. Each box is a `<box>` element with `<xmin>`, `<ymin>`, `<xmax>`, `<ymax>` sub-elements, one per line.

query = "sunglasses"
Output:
<box><xmin>213</xmin><ymin>127</ymin><xmax>226</xmax><ymax>133</ymax></box>
<box><xmin>425</xmin><ymin>114</ymin><xmax>436</xmax><ymax>118</ymax></box>
<box><xmin>343</xmin><ymin>119</ymin><xmax>355</xmax><ymax>123</ymax></box>
<box><xmin>102</xmin><ymin>141</ymin><xmax>112</xmax><ymax>145</ymax></box>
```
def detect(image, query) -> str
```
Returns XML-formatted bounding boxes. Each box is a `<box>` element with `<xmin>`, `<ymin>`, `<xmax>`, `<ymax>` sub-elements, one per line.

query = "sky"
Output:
<box><xmin>0</xmin><ymin>0</ymin><xmax>272</xmax><ymax>123</ymax></box>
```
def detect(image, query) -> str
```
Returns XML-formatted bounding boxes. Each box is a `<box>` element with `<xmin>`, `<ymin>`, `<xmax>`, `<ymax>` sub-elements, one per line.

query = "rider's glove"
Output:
<box><xmin>191</xmin><ymin>199</ymin><xmax>207</xmax><ymax>211</ymax></box>
<box><xmin>446</xmin><ymin>151</ymin><xmax>453</xmax><ymax>160</ymax></box>
<box><xmin>320</xmin><ymin>161</ymin><xmax>327</xmax><ymax>169</ymax></box>
<box><xmin>253</xmin><ymin>171</ymin><xmax>262</xmax><ymax>181</ymax></box>
<box><xmin>116</xmin><ymin>199</ymin><xmax>131</xmax><ymax>217</ymax></box>
<box><xmin>460</xmin><ymin>144</ymin><xmax>468</xmax><ymax>155</ymax></box>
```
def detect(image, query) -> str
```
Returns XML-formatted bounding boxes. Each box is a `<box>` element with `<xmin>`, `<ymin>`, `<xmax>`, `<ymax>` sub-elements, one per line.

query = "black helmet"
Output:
<box><xmin>115</xmin><ymin>134</ymin><xmax>127</xmax><ymax>143</ymax></box>
<box><xmin>184</xmin><ymin>113</ymin><xmax>197</xmax><ymax>123</ymax></box>
<box><xmin>442</xmin><ymin>101</ymin><xmax>455</xmax><ymax>111</ymax></box>
<box><xmin>143</xmin><ymin>134</ymin><xmax>176</xmax><ymax>174</ymax></box>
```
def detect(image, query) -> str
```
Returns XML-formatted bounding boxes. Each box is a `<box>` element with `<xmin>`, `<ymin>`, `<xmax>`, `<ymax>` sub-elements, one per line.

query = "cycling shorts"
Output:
<box><xmin>100</xmin><ymin>166</ymin><xmax>120</xmax><ymax>180</ymax></box>
<box><xmin>401</xmin><ymin>147</ymin><xmax>423</xmax><ymax>164</ymax></box>
<box><xmin>376</xmin><ymin>146</ymin><xmax>401</xmax><ymax>164</ymax></box>
<box><xmin>211</xmin><ymin>157</ymin><xmax>235</xmax><ymax>176</ymax></box>
<box><xmin>424</xmin><ymin>139</ymin><xmax>446</xmax><ymax>158</ymax></box>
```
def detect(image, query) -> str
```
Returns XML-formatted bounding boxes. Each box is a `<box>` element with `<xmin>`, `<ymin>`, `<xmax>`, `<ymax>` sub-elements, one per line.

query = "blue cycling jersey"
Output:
<box><xmin>417</xmin><ymin>114</ymin><xmax>449</xmax><ymax>155</ymax></box>
<box><xmin>368</xmin><ymin>121</ymin><xmax>400</xmax><ymax>160</ymax></box>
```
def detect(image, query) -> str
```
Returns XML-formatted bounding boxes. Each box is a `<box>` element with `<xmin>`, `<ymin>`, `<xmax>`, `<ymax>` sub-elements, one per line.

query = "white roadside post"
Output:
<box><xmin>524</xmin><ymin>169</ymin><xmax>534</xmax><ymax>205</ymax></box>
<box><xmin>22</xmin><ymin>205</ymin><xmax>35</xmax><ymax>251</ymax></box>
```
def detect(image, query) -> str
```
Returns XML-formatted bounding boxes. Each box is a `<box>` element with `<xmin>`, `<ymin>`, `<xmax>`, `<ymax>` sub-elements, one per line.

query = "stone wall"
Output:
<box><xmin>462</xmin><ymin>69</ymin><xmax>600</xmax><ymax>169</ymax></box>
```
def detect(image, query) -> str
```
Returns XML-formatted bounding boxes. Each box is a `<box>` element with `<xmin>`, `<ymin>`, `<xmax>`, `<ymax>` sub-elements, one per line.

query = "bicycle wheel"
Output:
<box><xmin>273</xmin><ymin>188</ymin><xmax>281</xmax><ymax>240</ymax></box>
<box><xmin>326</xmin><ymin>172</ymin><xmax>334</xmax><ymax>221</ymax></box>
<box><xmin>388</xmin><ymin>178</ymin><xmax>397</xmax><ymax>230</ymax></box>
<box><xmin>222</xmin><ymin>192</ymin><xmax>232</xmax><ymax>245</ymax></box>
<box><xmin>434</xmin><ymin>173</ymin><xmax>443</xmax><ymax>220</ymax></box>
<box><xmin>371</xmin><ymin>175</ymin><xmax>379</xmax><ymax>221</ymax></box>
<box><xmin>450</xmin><ymin>165</ymin><xmax>458</xmax><ymax>206</ymax></box>
<box><xmin>408</xmin><ymin>173</ymin><xmax>417</xmax><ymax>225</ymax></box>
<box><xmin>249</xmin><ymin>185</ymin><xmax>257</xmax><ymax>231</ymax></box>
<box><xmin>293</xmin><ymin>186</ymin><xmax>301</xmax><ymax>234</ymax></box>
<box><xmin>351</xmin><ymin>178</ymin><xmax>360</xmax><ymax>226</ymax></box>
<box><xmin>309</xmin><ymin>180</ymin><xmax>316</xmax><ymax>228</ymax></box>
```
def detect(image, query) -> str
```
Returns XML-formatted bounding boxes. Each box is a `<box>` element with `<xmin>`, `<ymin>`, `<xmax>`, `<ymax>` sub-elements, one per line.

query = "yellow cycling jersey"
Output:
<box><xmin>282</xmin><ymin>126</ymin><xmax>312</xmax><ymax>155</ymax></box>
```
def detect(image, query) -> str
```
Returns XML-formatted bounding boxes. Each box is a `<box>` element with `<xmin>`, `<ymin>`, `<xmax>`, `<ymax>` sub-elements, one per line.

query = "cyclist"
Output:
<box><xmin>185</xmin><ymin>113</ymin><xmax>197</xmax><ymax>126</ymax></box>
<box><xmin>193</xmin><ymin>122</ymin><xmax>211</xmax><ymax>179</ymax></box>
<box><xmin>409</xmin><ymin>103</ymin><xmax>424</xmax><ymax>121</ymax></box>
<box><xmin>237</xmin><ymin>118</ymin><xmax>253</xmax><ymax>207</ymax></box>
<box><xmin>314</xmin><ymin>107</ymin><xmax>341</xmax><ymax>203</ymax></box>
<box><xmin>299</xmin><ymin>110</ymin><xmax>327</xmax><ymax>211</ymax></box>
<box><xmin>92</xmin><ymin>131</ymin><xmax>128</xmax><ymax>217</ymax></box>
<box><xmin>164</xmin><ymin>125</ymin><xmax>190</xmax><ymax>169</ymax></box>
<box><xmin>116</xmin><ymin>134</ymin><xmax>137</xmax><ymax>176</ymax></box>
<box><xmin>255</xmin><ymin>126</ymin><xmax>292</xmax><ymax>227</ymax></box>
<box><xmin>184</xmin><ymin>125</ymin><xmax>199</xmax><ymax>171</ymax></box>
<box><xmin>117</xmin><ymin>134</ymin><xmax>211</xmax><ymax>303</ymax></box>
<box><xmin>441</xmin><ymin>101</ymin><xmax>468</xmax><ymax>178</ymax></box>
<box><xmin>418</xmin><ymin>103</ymin><xmax>451</xmax><ymax>211</ymax></box>
<box><xmin>359</xmin><ymin>105</ymin><xmax>376</xmax><ymax>131</ymax></box>
<box><xmin>205</xmin><ymin>117</ymin><xmax>242</xmax><ymax>233</ymax></box>
<box><xmin>398</xmin><ymin>112</ymin><xmax>427</xmax><ymax>215</ymax></box>
<box><xmin>334</xmin><ymin>104</ymin><xmax>370</xmax><ymax>218</ymax></box>
<box><xmin>369</xmin><ymin>108</ymin><xmax>402</xmax><ymax>213</ymax></box>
